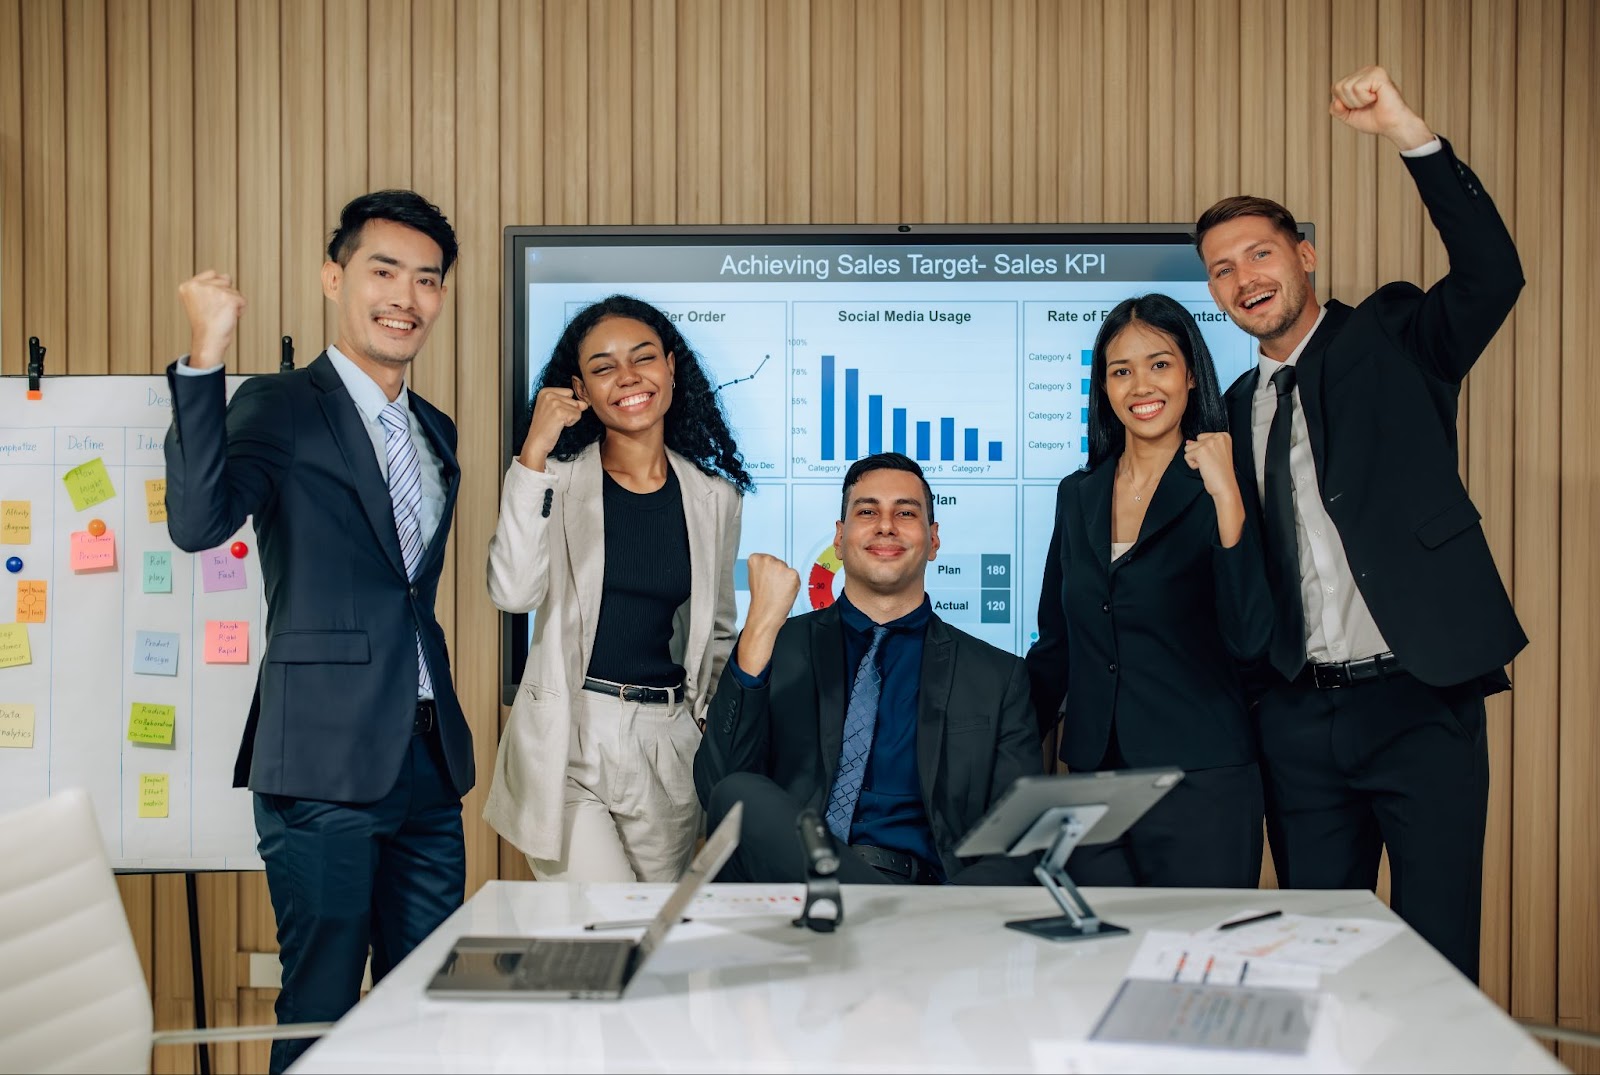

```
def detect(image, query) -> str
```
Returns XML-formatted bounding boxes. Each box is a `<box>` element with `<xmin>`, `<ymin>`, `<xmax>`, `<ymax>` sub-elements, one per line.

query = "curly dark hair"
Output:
<box><xmin>529</xmin><ymin>295</ymin><xmax>754</xmax><ymax>492</ymax></box>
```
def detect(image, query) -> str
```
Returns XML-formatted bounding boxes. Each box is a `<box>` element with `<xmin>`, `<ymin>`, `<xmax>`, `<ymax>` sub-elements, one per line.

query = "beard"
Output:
<box><xmin>1231</xmin><ymin>275</ymin><xmax>1311</xmax><ymax>344</ymax></box>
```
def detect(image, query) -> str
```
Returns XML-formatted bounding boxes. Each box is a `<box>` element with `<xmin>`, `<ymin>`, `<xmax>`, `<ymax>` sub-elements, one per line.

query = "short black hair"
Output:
<box><xmin>326</xmin><ymin>189</ymin><xmax>458</xmax><ymax>278</ymax></box>
<box><xmin>839</xmin><ymin>452</ymin><xmax>936</xmax><ymax>524</ymax></box>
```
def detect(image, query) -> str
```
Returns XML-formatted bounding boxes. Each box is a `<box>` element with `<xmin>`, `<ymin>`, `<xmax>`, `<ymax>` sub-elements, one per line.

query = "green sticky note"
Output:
<box><xmin>127</xmin><ymin>702</ymin><xmax>176</xmax><ymax>746</ymax></box>
<box><xmin>143</xmin><ymin>551</ymin><xmax>173</xmax><ymax>594</ymax></box>
<box><xmin>63</xmin><ymin>457</ymin><xmax>117</xmax><ymax>511</ymax></box>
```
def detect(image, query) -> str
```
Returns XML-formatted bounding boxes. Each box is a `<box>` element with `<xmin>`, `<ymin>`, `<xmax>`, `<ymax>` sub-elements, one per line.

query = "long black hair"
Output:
<box><xmin>1084</xmin><ymin>294</ymin><xmax>1228</xmax><ymax>469</ymax></box>
<box><xmin>529</xmin><ymin>295</ymin><xmax>754</xmax><ymax>493</ymax></box>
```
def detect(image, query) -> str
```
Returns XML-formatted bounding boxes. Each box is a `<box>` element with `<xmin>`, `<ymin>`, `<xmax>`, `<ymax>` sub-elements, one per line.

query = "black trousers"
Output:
<box><xmin>1254</xmin><ymin>670</ymin><xmax>1489</xmax><ymax>982</ymax></box>
<box><xmin>706</xmin><ymin>772</ymin><xmax>929</xmax><ymax>885</ymax></box>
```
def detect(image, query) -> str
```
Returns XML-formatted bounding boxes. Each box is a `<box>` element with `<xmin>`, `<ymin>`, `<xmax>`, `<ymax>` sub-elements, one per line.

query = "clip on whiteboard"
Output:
<box><xmin>26</xmin><ymin>336</ymin><xmax>46</xmax><ymax>399</ymax></box>
<box><xmin>280</xmin><ymin>335</ymin><xmax>295</xmax><ymax>373</ymax></box>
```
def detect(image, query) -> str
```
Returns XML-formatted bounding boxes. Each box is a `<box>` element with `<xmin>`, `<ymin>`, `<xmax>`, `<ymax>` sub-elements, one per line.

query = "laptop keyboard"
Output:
<box><xmin>514</xmin><ymin>939</ymin><xmax>630</xmax><ymax>991</ymax></box>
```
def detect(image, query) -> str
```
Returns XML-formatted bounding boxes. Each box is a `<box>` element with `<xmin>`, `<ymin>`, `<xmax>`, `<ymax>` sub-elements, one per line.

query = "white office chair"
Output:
<box><xmin>0</xmin><ymin>788</ymin><xmax>331</xmax><ymax>1074</ymax></box>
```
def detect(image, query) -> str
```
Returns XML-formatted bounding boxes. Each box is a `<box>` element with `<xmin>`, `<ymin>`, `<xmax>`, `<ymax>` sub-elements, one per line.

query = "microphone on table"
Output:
<box><xmin>796</xmin><ymin>808</ymin><xmax>840</xmax><ymax>877</ymax></box>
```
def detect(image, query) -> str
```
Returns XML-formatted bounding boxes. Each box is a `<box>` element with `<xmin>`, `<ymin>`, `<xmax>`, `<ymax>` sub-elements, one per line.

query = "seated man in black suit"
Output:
<box><xmin>694</xmin><ymin>452</ymin><xmax>1040</xmax><ymax>885</ymax></box>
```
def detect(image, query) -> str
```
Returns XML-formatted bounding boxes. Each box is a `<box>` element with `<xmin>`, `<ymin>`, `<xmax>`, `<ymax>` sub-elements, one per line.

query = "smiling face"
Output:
<box><xmin>570</xmin><ymin>315</ymin><xmax>677</xmax><ymax>435</ymax></box>
<box><xmin>1201</xmin><ymin>215</ymin><xmax>1319</xmax><ymax>356</ymax></box>
<box><xmin>834</xmin><ymin>467</ymin><xmax>940</xmax><ymax>604</ymax></box>
<box><xmin>321</xmin><ymin>218</ymin><xmax>447</xmax><ymax>373</ymax></box>
<box><xmin>1104</xmin><ymin>319</ymin><xmax>1195</xmax><ymax>448</ymax></box>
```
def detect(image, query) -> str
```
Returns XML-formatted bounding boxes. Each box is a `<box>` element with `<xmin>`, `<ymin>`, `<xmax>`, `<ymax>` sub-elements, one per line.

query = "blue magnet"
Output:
<box><xmin>4</xmin><ymin>556</ymin><xmax>21</xmax><ymax>574</ymax></box>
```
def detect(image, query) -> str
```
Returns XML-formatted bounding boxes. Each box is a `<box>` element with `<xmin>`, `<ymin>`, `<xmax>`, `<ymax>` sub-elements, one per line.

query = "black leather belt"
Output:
<box><xmin>413</xmin><ymin>699</ymin><xmax>437</xmax><ymax>735</ymax></box>
<box><xmin>852</xmin><ymin>844</ymin><xmax>937</xmax><ymax>884</ymax></box>
<box><xmin>581</xmin><ymin>677</ymin><xmax>686</xmax><ymax>705</ymax></box>
<box><xmin>1308</xmin><ymin>651</ymin><xmax>1403</xmax><ymax>690</ymax></box>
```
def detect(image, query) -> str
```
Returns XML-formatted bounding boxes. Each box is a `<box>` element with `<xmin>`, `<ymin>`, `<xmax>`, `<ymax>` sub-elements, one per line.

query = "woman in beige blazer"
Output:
<box><xmin>484</xmin><ymin>296</ymin><xmax>749</xmax><ymax>882</ymax></box>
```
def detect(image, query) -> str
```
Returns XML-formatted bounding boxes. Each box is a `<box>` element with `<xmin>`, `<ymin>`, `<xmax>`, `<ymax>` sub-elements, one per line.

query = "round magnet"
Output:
<box><xmin>4</xmin><ymin>556</ymin><xmax>21</xmax><ymax>574</ymax></box>
<box><xmin>230</xmin><ymin>541</ymin><xmax>248</xmax><ymax>559</ymax></box>
<box><xmin>87</xmin><ymin>519</ymin><xmax>106</xmax><ymax>537</ymax></box>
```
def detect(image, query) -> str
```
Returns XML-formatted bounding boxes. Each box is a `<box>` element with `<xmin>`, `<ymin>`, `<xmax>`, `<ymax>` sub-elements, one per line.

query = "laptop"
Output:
<box><xmin>425</xmin><ymin>801</ymin><xmax>743</xmax><ymax>1000</ymax></box>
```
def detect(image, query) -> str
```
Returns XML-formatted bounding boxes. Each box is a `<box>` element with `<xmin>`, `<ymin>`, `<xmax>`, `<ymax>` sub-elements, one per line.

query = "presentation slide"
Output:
<box><xmin>519</xmin><ymin>238</ymin><xmax>1258</xmax><ymax>657</ymax></box>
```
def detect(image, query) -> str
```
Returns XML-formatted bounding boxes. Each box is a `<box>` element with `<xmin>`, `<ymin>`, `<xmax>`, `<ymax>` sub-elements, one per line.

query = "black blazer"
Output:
<box><xmin>693</xmin><ymin>605</ymin><xmax>1041</xmax><ymax>884</ymax></box>
<box><xmin>163</xmin><ymin>354</ymin><xmax>474</xmax><ymax>803</ymax></box>
<box><xmin>1026</xmin><ymin>449</ymin><xmax>1272</xmax><ymax>772</ymax></box>
<box><xmin>1224</xmin><ymin>140</ymin><xmax>1526</xmax><ymax>692</ymax></box>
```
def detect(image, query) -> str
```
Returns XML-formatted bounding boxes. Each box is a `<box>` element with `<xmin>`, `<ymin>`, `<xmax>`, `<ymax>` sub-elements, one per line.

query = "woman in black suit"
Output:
<box><xmin>1026</xmin><ymin>294</ymin><xmax>1271</xmax><ymax>888</ymax></box>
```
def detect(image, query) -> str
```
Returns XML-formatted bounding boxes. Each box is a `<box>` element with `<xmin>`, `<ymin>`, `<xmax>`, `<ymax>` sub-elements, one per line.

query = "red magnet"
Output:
<box><xmin>87</xmin><ymin>518</ymin><xmax>106</xmax><ymax>537</ymax></box>
<box><xmin>230</xmin><ymin>541</ymin><xmax>249</xmax><ymax>559</ymax></box>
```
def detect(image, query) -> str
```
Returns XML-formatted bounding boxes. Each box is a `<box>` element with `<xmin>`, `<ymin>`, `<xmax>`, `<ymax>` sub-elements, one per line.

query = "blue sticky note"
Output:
<box><xmin>133</xmin><ymin>631</ymin><xmax>180</xmax><ymax>676</ymax></box>
<box><xmin>143</xmin><ymin>551</ymin><xmax>173</xmax><ymax>594</ymax></box>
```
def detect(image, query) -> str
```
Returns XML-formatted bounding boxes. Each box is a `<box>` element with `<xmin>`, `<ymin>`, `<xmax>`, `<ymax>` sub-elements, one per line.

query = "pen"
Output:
<box><xmin>582</xmin><ymin>917</ymin><xmax>691</xmax><ymax>931</ymax></box>
<box><xmin>1217</xmin><ymin>909</ymin><xmax>1283</xmax><ymax>932</ymax></box>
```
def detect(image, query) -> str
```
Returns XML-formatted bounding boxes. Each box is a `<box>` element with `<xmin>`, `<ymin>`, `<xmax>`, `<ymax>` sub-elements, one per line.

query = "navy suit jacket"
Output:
<box><xmin>163</xmin><ymin>353</ymin><xmax>474</xmax><ymax>802</ymax></box>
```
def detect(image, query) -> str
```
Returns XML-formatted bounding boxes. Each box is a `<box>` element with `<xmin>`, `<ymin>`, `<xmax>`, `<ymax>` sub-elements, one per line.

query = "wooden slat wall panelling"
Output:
<box><xmin>1143</xmin><ymin>0</ymin><xmax>1193</xmax><ymax>224</ymax></box>
<box><xmin>1000</xmin><ymin>0</ymin><xmax>1037</xmax><ymax>224</ymax></box>
<box><xmin>235</xmin><ymin>0</ymin><xmax>281</xmax><ymax>377</ymax></box>
<box><xmin>543</xmin><ymin>0</ymin><xmax>588</xmax><ymax>225</ymax></box>
<box><xmin>149</xmin><ymin>0</ymin><xmax>194</xmax><ymax>362</ymax></box>
<box><xmin>191</xmin><ymin>0</ymin><xmax>237</xmax><ymax>275</ymax></box>
<box><xmin>453</xmin><ymin>0</ymin><xmax>501</xmax><ymax>899</ymax></box>
<box><xmin>1280</xmin><ymin>0</ymin><xmax>1328</xmax><ymax>304</ymax></box>
<box><xmin>1373</xmin><ymin>0</ymin><xmax>1422</xmax><ymax>296</ymax></box>
<box><xmin>0</xmin><ymin>0</ymin><xmax>20</xmax><ymax>375</ymax></box>
<box><xmin>280</xmin><ymin>0</ymin><xmax>325</xmax><ymax>366</ymax></box>
<box><xmin>1559</xmin><ymin>3</ymin><xmax>1600</xmax><ymax>1069</ymax></box>
<box><xmin>1236</xmin><ymin>0</ymin><xmax>1284</xmax><ymax>204</ymax></box>
<box><xmin>809</xmin><ymin>0</ymin><xmax>855</xmax><ymax>222</ymax></box>
<box><xmin>1189</xmin><ymin>0</ymin><xmax>1238</xmax><ymax>216</ymax></box>
<box><xmin>366</xmin><ymin>0</ymin><xmax>412</xmax><ymax>191</ymax></box>
<box><xmin>1032</xmin><ymin>0</ymin><xmax>1060</xmax><ymax>223</ymax></box>
<box><xmin>631</xmin><ymin>0</ymin><xmax>675</xmax><ymax>224</ymax></box>
<box><xmin>586</xmin><ymin>0</ymin><xmax>632</xmax><ymax>223</ymax></box>
<box><xmin>323</xmin><ymin>0</ymin><xmax>368</xmax><ymax>345</ymax></box>
<box><xmin>1419</xmin><ymin>0</ymin><xmax>1469</xmax><ymax>465</ymax></box>
<box><xmin>1328</xmin><ymin>0</ymin><xmax>1377</xmax><ymax>304</ymax></box>
<box><xmin>719</xmin><ymin>0</ymin><xmax>764</xmax><ymax>223</ymax></box>
<box><xmin>1099</xmin><ymin>0</ymin><xmax>1147</xmax><ymax>223</ymax></box>
<box><xmin>985</xmin><ymin>0</ymin><xmax>1017</xmax><ymax>223</ymax></box>
<box><xmin>1466</xmin><ymin>0</ymin><xmax>1520</xmax><ymax>1009</ymax></box>
<box><xmin>940</xmin><ymin>0</ymin><xmax>988</xmax><ymax>223</ymax></box>
<box><xmin>675</xmin><ymin>0</ymin><xmax>719</xmax><ymax>224</ymax></box>
<box><xmin>151</xmin><ymin>872</ymin><xmax>191</xmax><ymax>1073</ymax></box>
<box><xmin>63</xmin><ymin>0</ymin><xmax>107</xmax><ymax>373</ymax></box>
<box><xmin>196</xmin><ymin>871</ymin><xmax>241</xmax><ymax>1073</ymax></box>
<box><xmin>896</xmin><ymin>0</ymin><xmax>940</xmax><ymax>223</ymax></box>
<box><xmin>109</xmin><ymin>0</ymin><xmax>153</xmax><ymax>374</ymax></box>
<box><xmin>20</xmin><ymin>0</ymin><xmax>66</xmax><ymax>373</ymax></box>
<box><xmin>852</xmin><ymin>0</ymin><xmax>898</xmax><ymax>223</ymax></box>
<box><xmin>1065</xmin><ymin>0</ymin><xmax>1105</xmax><ymax>224</ymax></box>
<box><xmin>1508</xmin><ymin>0</ymin><xmax>1562</xmax><ymax>1029</ymax></box>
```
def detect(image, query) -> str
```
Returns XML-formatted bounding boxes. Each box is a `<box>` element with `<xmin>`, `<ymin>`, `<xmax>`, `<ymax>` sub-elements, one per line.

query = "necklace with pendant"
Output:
<box><xmin>1121</xmin><ymin>467</ymin><xmax>1158</xmax><ymax>503</ymax></box>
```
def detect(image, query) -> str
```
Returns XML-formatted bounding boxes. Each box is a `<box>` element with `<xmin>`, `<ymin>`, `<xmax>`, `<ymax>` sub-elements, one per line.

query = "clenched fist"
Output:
<box><xmin>519</xmin><ymin>387</ymin><xmax>590</xmax><ymax>472</ymax></box>
<box><xmin>1329</xmin><ymin>65</ymin><xmax>1433</xmax><ymax>151</ymax></box>
<box><xmin>178</xmin><ymin>271</ymin><xmax>246</xmax><ymax>370</ymax></box>
<box><xmin>734</xmin><ymin>553</ymin><xmax>800</xmax><ymax>678</ymax></box>
<box><xmin>1183</xmin><ymin>431</ymin><xmax>1239</xmax><ymax>500</ymax></box>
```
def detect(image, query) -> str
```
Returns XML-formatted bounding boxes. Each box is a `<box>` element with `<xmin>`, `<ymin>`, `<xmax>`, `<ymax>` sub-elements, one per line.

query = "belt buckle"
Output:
<box><xmin>1312</xmin><ymin>662</ymin><xmax>1347</xmax><ymax>690</ymax></box>
<box><xmin>414</xmin><ymin>702</ymin><xmax>436</xmax><ymax>734</ymax></box>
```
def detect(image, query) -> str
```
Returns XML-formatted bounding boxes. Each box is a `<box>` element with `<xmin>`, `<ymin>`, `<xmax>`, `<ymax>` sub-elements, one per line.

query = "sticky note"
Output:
<box><xmin>0</xmin><ymin>501</ymin><xmax>29</xmax><ymax>544</ymax></box>
<box><xmin>204</xmin><ymin>620</ymin><xmax>249</xmax><ymax>664</ymax></box>
<box><xmin>133</xmin><ymin>630</ymin><xmax>180</xmax><ymax>676</ymax></box>
<box><xmin>70</xmin><ymin>530</ymin><xmax>118</xmax><ymax>572</ymax></box>
<box><xmin>145</xmin><ymin>479</ymin><xmax>168</xmax><ymax>523</ymax></box>
<box><xmin>63</xmin><ymin>457</ymin><xmax>116</xmax><ymax>511</ymax></box>
<box><xmin>200</xmin><ymin>547</ymin><xmax>247</xmax><ymax>592</ymax></box>
<box><xmin>0</xmin><ymin>624</ymin><xmax>30</xmax><ymax>669</ymax></box>
<box><xmin>138</xmin><ymin>773</ymin><xmax>169</xmax><ymax>818</ymax></box>
<box><xmin>0</xmin><ymin>702</ymin><xmax>34</xmax><ymax>748</ymax></box>
<box><xmin>143</xmin><ymin>551</ymin><xmax>173</xmax><ymax>593</ymax></box>
<box><xmin>127</xmin><ymin>702</ymin><xmax>177</xmax><ymax>745</ymax></box>
<box><xmin>15</xmin><ymin>580</ymin><xmax>46</xmax><ymax>623</ymax></box>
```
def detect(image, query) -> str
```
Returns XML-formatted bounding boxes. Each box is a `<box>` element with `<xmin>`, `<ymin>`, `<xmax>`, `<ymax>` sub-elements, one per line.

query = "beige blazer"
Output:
<box><xmin>482</xmin><ymin>444</ymin><xmax>743</xmax><ymax>859</ymax></box>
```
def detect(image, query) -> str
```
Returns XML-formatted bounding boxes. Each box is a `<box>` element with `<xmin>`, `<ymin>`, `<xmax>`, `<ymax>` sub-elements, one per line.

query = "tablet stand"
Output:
<box><xmin>792</xmin><ymin>809</ymin><xmax>844</xmax><ymax>933</ymax></box>
<box><xmin>1003</xmin><ymin>803</ymin><xmax>1129</xmax><ymax>942</ymax></box>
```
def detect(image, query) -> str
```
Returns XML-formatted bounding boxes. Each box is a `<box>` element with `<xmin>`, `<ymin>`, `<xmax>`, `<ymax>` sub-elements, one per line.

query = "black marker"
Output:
<box><xmin>1217</xmin><ymin>909</ymin><xmax>1283</xmax><ymax>932</ymax></box>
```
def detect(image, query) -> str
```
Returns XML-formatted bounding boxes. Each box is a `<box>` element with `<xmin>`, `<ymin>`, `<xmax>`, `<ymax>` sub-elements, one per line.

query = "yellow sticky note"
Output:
<box><xmin>0</xmin><ymin>702</ymin><xmax>34</xmax><ymax>748</ymax></box>
<box><xmin>0</xmin><ymin>501</ymin><xmax>29</xmax><ymax>544</ymax></box>
<box><xmin>70</xmin><ymin>530</ymin><xmax>118</xmax><ymax>572</ymax></box>
<box><xmin>0</xmin><ymin>624</ymin><xmax>30</xmax><ymax>669</ymax></box>
<box><xmin>145</xmin><ymin>479</ymin><xmax>167</xmax><ymax>524</ymax></box>
<box><xmin>63</xmin><ymin>457</ymin><xmax>117</xmax><ymax>511</ymax></box>
<box><xmin>138</xmin><ymin>773</ymin><xmax>169</xmax><ymax>818</ymax></box>
<box><xmin>16</xmin><ymin>580</ymin><xmax>46</xmax><ymax>623</ymax></box>
<box><xmin>127</xmin><ymin>702</ymin><xmax>177</xmax><ymax>745</ymax></box>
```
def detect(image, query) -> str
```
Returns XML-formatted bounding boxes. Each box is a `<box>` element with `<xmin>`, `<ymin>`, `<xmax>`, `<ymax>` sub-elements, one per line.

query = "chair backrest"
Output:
<box><xmin>0</xmin><ymin>788</ymin><xmax>153</xmax><ymax>1074</ymax></box>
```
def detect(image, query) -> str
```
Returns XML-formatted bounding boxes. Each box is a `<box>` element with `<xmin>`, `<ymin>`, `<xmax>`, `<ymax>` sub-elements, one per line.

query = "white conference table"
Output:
<box><xmin>291</xmin><ymin>881</ymin><xmax>1564</xmax><ymax>1074</ymax></box>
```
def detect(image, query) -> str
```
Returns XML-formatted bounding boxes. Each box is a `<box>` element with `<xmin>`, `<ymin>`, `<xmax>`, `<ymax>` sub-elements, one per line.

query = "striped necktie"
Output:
<box><xmin>825</xmin><ymin>625</ymin><xmax>889</xmax><ymax>843</ymax></box>
<box><xmin>379</xmin><ymin>400</ymin><xmax>434</xmax><ymax>696</ymax></box>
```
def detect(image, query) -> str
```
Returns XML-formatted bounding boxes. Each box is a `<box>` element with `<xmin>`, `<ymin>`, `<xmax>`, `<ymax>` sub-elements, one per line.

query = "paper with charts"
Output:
<box><xmin>0</xmin><ymin>375</ymin><xmax>266</xmax><ymax>869</ymax></box>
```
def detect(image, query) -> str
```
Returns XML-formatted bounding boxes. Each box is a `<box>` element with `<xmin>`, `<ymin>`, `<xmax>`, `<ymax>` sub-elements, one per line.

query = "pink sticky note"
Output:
<box><xmin>200</xmin><ymin>547</ymin><xmax>248</xmax><ymax>592</ymax></box>
<box><xmin>203</xmin><ymin>620</ymin><xmax>249</xmax><ymax>664</ymax></box>
<box><xmin>69</xmin><ymin>529</ymin><xmax>118</xmax><ymax>572</ymax></box>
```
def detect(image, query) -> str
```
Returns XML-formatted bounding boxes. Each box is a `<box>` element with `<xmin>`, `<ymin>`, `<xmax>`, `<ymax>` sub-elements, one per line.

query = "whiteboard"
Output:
<box><xmin>0</xmin><ymin>375</ymin><xmax>265</xmax><ymax>870</ymax></box>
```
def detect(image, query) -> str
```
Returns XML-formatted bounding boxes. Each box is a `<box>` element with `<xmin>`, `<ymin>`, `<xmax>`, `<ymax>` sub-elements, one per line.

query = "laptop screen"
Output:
<box><xmin>635</xmin><ymin>802</ymin><xmax>744</xmax><ymax>963</ymax></box>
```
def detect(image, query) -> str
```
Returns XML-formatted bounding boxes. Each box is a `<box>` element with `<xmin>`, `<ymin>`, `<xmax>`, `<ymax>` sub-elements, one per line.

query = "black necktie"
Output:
<box><xmin>1264</xmin><ymin>366</ymin><xmax>1307</xmax><ymax>679</ymax></box>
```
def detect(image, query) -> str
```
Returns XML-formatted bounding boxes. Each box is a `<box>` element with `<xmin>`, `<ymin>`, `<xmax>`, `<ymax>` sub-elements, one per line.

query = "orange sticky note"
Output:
<box><xmin>145</xmin><ymin>479</ymin><xmax>168</xmax><ymax>523</ymax></box>
<box><xmin>69</xmin><ymin>529</ymin><xmax>117</xmax><ymax>572</ymax></box>
<box><xmin>15</xmin><ymin>580</ymin><xmax>46</xmax><ymax>623</ymax></box>
<box><xmin>204</xmin><ymin>620</ymin><xmax>249</xmax><ymax>664</ymax></box>
<box><xmin>0</xmin><ymin>501</ymin><xmax>29</xmax><ymax>544</ymax></box>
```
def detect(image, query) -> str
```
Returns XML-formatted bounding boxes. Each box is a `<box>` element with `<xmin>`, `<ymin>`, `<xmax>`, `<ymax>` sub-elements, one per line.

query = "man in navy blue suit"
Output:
<box><xmin>164</xmin><ymin>191</ymin><xmax>472</xmax><ymax>1072</ymax></box>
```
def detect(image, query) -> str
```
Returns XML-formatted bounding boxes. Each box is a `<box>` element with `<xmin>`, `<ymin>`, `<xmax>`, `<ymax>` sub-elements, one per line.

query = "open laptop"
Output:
<box><xmin>425</xmin><ymin>801</ymin><xmax>743</xmax><ymax>1000</ymax></box>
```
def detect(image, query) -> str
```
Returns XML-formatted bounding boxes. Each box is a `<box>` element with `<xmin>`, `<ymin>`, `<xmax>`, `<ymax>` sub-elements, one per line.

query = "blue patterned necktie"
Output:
<box><xmin>825</xmin><ymin>624</ymin><xmax>889</xmax><ymax>843</ymax></box>
<box><xmin>379</xmin><ymin>400</ymin><xmax>434</xmax><ymax>696</ymax></box>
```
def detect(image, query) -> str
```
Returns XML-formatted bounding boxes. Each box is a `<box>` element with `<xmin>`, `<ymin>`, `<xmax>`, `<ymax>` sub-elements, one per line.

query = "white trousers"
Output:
<box><xmin>527</xmin><ymin>686</ymin><xmax>703</xmax><ymax>883</ymax></box>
